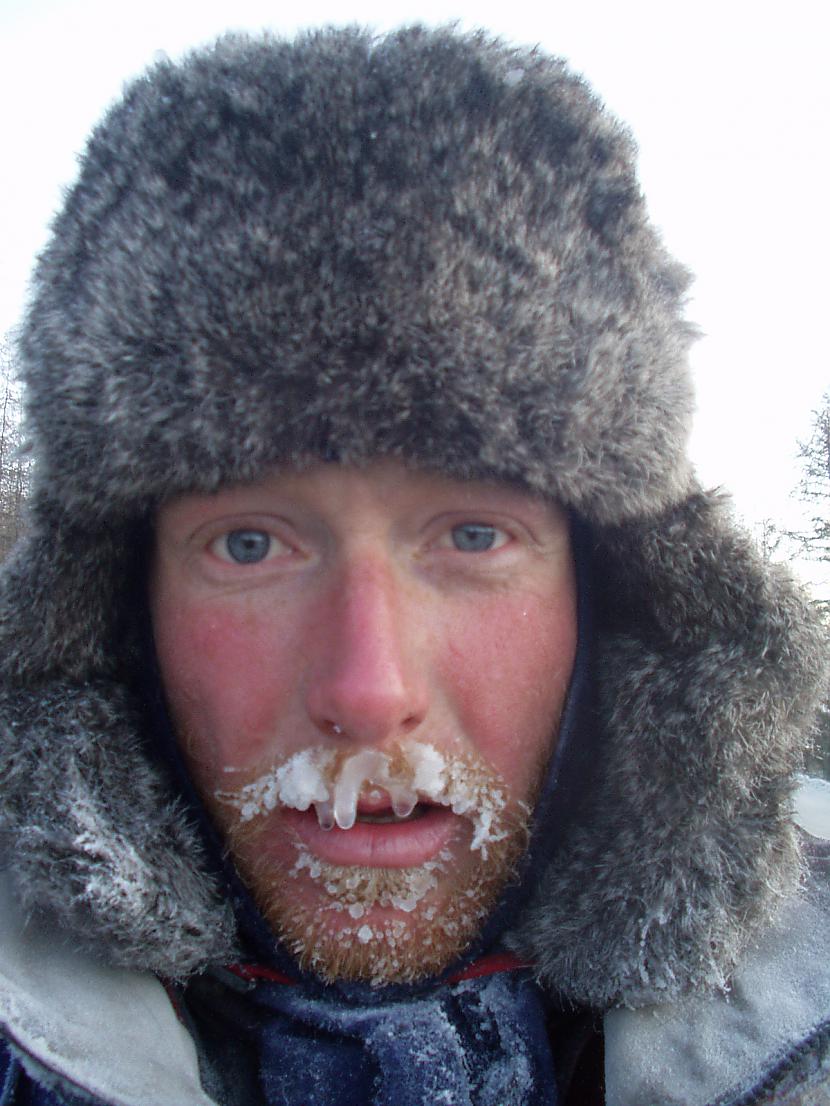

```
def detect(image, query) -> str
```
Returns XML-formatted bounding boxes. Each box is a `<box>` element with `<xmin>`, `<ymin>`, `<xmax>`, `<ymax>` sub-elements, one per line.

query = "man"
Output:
<box><xmin>0</xmin><ymin>25</ymin><xmax>827</xmax><ymax>1106</ymax></box>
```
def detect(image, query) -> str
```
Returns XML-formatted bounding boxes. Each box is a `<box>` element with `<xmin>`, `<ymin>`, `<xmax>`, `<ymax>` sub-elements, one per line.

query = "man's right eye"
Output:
<box><xmin>215</xmin><ymin>529</ymin><xmax>275</xmax><ymax>564</ymax></box>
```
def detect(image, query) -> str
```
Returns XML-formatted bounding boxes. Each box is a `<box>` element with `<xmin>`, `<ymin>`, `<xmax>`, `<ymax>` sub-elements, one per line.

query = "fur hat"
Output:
<box><xmin>0</xmin><ymin>26</ymin><xmax>825</xmax><ymax>1004</ymax></box>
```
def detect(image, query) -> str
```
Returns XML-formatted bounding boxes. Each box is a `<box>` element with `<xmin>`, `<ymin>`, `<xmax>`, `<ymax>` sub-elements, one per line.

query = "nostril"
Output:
<box><xmin>319</xmin><ymin>720</ymin><xmax>349</xmax><ymax>739</ymax></box>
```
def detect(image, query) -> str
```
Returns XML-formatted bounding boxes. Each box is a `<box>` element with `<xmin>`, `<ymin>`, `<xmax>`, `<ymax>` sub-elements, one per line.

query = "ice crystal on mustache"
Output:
<box><xmin>217</xmin><ymin>747</ymin><xmax>336</xmax><ymax>823</ymax></box>
<box><xmin>214</xmin><ymin>741</ymin><xmax>510</xmax><ymax>857</ymax></box>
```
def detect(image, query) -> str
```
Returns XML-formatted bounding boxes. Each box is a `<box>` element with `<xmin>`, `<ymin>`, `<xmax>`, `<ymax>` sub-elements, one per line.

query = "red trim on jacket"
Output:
<box><xmin>225</xmin><ymin>962</ymin><xmax>298</xmax><ymax>985</ymax></box>
<box><xmin>224</xmin><ymin>950</ymin><xmax>531</xmax><ymax>988</ymax></box>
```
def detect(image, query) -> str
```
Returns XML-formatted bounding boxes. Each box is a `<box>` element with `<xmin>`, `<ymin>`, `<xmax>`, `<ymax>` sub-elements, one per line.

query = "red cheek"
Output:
<box><xmin>156</xmin><ymin>600</ymin><xmax>302</xmax><ymax>767</ymax></box>
<box><xmin>441</xmin><ymin>591</ymin><xmax>576</xmax><ymax>791</ymax></box>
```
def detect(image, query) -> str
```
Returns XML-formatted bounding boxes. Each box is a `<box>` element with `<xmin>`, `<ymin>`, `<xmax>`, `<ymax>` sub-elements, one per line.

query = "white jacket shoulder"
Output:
<box><xmin>0</xmin><ymin>869</ymin><xmax>216</xmax><ymax>1106</ymax></box>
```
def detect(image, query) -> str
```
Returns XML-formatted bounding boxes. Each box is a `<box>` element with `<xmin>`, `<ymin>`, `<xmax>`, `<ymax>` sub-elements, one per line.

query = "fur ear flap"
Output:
<box><xmin>0</xmin><ymin>679</ymin><xmax>236</xmax><ymax>976</ymax></box>
<box><xmin>508</xmin><ymin>490</ymin><xmax>827</xmax><ymax>1007</ymax></box>
<box><xmin>0</xmin><ymin>507</ymin><xmax>147</xmax><ymax>684</ymax></box>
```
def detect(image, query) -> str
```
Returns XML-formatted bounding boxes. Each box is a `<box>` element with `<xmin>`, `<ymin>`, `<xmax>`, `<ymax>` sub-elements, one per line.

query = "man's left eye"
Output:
<box><xmin>448</xmin><ymin>524</ymin><xmax>507</xmax><ymax>553</ymax></box>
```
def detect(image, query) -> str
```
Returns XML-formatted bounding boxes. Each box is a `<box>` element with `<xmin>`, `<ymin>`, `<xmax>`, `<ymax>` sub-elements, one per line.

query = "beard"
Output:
<box><xmin>206</xmin><ymin>743</ymin><xmax>535</xmax><ymax>986</ymax></box>
<box><xmin>224</xmin><ymin>806</ymin><xmax>529</xmax><ymax>985</ymax></box>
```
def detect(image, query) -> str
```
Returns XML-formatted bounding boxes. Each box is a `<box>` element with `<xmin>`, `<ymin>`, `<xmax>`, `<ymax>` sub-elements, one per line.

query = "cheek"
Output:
<box><xmin>152</xmin><ymin>598</ymin><xmax>301</xmax><ymax>773</ymax></box>
<box><xmin>443</xmin><ymin>588</ymin><xmax>577</xmax><ymax>798</ymax></box>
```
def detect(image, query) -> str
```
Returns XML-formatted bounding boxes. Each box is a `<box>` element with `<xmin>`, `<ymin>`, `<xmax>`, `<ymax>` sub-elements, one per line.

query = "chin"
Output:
<box><xmin>250</xmin><ymin>826</ymin><xmax>528</xmax><ymax>986</ymax></box>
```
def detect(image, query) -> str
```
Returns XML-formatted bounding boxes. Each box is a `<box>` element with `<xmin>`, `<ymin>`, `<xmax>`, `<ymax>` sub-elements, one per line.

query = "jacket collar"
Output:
<box><xmin>605</xmin><ymin>827</ymin><xmax>830</xmax><ymax>1106</ymax></box>
<box><xmin>0</xmin><ymin>869</ymin><xmax>216</xmax><ymax>1106</ymax></box>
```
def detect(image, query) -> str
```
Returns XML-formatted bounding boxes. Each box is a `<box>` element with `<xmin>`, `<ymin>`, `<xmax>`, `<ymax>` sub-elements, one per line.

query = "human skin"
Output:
<box><xmin>150</xmin><ymin>459</ymin><xmax>577</xmax><ymax>980</ymax></box>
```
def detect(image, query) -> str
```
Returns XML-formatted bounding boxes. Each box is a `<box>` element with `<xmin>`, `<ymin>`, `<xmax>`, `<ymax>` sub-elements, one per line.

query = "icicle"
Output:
<box><xmin>389</xmin><ymin>785</ymin><xmax>418</xmax><ymax>819</ymax></box>
<box><xmin>314</xmin><ymin>799</ymin><xmax>335</xmax><ymax>831</ymax></box>
<box><xmin>333</xmin><ymin>749</ymin><xmax>391</xmax><ymax>829</ymax></box>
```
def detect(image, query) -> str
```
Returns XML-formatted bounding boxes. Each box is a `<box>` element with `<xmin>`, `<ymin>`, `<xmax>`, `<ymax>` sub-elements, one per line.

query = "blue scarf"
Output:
<box><xmin>247</xmin><ymin>966</ymin><xmax>557</xmax><ymax>1106</ymax></box>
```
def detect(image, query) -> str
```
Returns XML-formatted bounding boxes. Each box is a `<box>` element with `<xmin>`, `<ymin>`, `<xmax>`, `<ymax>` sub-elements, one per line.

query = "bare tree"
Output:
<box><xmin>754</xmin><ymin>517</ymin><xmax>786</xmax><ymax>564</ymax></box>
<box><xmin>787</xmin><ymin>392</ymin><xmax>830</xmax><ymax>778</ymax></box>
<box><xmin>0</xmin><ymin>336</ymin><xmax>31</xmax><ymax>560</ymax></box>
<box><xmin>793</xmin><ymin>391</ymin><xmax>830</xmax><ymax>573</ymax></box>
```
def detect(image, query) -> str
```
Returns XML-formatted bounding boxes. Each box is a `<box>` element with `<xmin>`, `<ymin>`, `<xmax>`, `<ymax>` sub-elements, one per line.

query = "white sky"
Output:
<box><xmin>2</xmin><ymin>0</ymin><xmax>828</xmax><ymax>593</ymax></box>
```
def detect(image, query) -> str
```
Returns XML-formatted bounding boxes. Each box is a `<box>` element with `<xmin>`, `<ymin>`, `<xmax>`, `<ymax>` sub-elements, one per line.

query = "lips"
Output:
<box><xmin>282</xmin><ymin>800</ymin><xmax>462</xmax><ymax>868</ymax></box>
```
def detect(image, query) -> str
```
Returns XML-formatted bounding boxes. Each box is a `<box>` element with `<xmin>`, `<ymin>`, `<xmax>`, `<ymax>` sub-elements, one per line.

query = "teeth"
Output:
<box><xmin>356</xmin><ymin>807</ymin><xmax>424</xmax><ymax>825</ymax></box>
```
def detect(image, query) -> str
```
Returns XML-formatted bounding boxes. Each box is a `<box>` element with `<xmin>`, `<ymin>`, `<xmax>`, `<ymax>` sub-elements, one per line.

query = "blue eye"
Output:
<box><xmin>451</xmin><ymin>524</ymin><xmax>499</xmax><ymax>552</ymax></box>
<box><xmin>224</xmin><ymin>530</ymin><xmax>272</xmax><ymax>564</ymax></box>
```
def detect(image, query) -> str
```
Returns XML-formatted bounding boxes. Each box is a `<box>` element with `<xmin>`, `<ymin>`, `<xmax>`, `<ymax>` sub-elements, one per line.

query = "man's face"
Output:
<box><xmin>151</xmin><ymin>459</ymin><xmax>576</xmax><ymax>983</ymax></box>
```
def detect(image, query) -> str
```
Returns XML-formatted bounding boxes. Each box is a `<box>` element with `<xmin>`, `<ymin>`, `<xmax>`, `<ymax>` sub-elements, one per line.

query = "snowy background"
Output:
<box><xmin>2</xmin><ymin>0</ymin><xmax>828</xmax><ymax>596</ymax></box>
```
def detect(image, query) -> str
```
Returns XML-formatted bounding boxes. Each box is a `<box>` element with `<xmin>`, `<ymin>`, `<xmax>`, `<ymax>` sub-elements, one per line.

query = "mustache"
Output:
<box><xmin>213</xmin><ymin>740</ymin><xmax>515</xmax><ymax>857</ymax></box>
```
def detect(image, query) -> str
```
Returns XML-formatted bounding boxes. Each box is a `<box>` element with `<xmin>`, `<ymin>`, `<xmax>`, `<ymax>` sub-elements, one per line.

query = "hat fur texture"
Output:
<box><xmin>0</xmin><ymin>26</ymin><xmax>826</xmax><ymax>1006</ymax></box>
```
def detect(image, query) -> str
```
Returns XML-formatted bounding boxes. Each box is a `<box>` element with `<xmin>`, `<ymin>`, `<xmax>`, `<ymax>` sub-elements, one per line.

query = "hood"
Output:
<box><xmin>0</xmin><ymin>25</ymin><xmax>826</xmax><ymax>1006</ymax></box>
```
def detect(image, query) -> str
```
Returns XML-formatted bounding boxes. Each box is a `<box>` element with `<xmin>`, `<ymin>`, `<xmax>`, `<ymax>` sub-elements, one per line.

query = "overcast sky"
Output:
<box><xmin>2</xmin><ymin>0</ymin><xmax>828</xmax><ymax>593</ymax></box>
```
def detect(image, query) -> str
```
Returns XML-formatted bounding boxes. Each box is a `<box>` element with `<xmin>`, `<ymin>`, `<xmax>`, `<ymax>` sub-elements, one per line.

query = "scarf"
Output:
<box><xmin>182</xmin><ymin>956</ymin><xmax>558</xmax><ymax>1106</ymax></box>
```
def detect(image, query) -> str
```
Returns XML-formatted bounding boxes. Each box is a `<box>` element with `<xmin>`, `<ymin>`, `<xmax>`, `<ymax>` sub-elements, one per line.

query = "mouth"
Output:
<box><xmin>282</xmin><ymin>800</ymin><xmax>459</xmax><ymax>868</ymax></box>
<box><xmin>216</xmin><ymin>741</ymin><xmax>509</xmax><ymax>861</ymax></box>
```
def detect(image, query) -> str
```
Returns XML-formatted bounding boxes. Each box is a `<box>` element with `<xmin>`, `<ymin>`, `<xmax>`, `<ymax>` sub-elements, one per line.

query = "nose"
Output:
<box><xmin>304</xmin><ymin>556</ymin><xmax>429</xmax><ymax>746</ymax></box>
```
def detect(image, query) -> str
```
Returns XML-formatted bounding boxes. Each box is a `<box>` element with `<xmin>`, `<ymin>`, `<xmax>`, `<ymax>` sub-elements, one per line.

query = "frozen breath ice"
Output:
<box><xmin>215</xmin><ymin>741</ymin><xmax>509</xmax><ymax>857</ymax></box>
